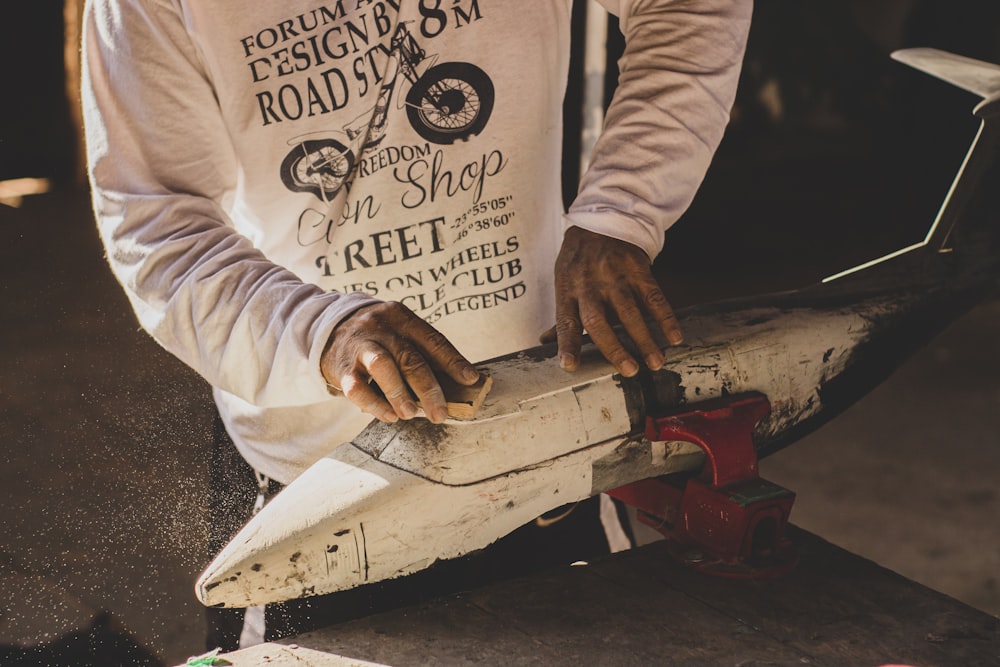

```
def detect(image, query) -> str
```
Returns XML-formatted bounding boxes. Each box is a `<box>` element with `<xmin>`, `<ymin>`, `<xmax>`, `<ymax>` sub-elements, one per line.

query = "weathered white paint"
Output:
<box><xmin>664</xmin><ymin>301</ymin><xmax>875</xmax><ymax>442</ymax></box>
<box><xmin>352</xmin><ymin>344</ymin><xmax>633</xmax><ymax>486</ymax></box>
<box><xmin>197</xmin><ymin>292</ymin><xmax>903</xmax><ymax>608</ymax></box>
<box><xmin>196</xmin><ymin>45</ymin><xmax>1000</xmax><ymax>611</ymax></box>
<box><xmin>199</xmin><ymin>427</ymin><xmax>615</xmax><ymax>606</ymax></box>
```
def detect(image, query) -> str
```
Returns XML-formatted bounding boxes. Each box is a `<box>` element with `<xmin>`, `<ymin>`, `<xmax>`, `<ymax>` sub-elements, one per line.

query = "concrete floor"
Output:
<box><xmin>3</xmin><ymin>149</ymin><xmax>1000</xmax><ymax>665</ymax></box>
<box><xmin>1</xmin><ymin>190</ymin><xmax>215</xmax><ymax>664</ymax></box>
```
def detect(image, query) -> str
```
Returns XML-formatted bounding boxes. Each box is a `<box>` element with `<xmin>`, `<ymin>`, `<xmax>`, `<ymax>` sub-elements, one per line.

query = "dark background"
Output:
<box><xmin>0</xmin><ymin>4</ymin><xmax>79</xmax><ymax>185</ymax></box>
<box><xmin>2</xmin><ymin>1</ymin><xmax>1000</xmax><ymax>665</ymax></box>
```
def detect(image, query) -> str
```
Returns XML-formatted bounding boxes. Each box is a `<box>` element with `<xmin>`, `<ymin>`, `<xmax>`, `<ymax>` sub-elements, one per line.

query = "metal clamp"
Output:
<box><xmin>607</xmin><ymin>393</ymin><xmax>798</xmax><ymax>579</ymax></box>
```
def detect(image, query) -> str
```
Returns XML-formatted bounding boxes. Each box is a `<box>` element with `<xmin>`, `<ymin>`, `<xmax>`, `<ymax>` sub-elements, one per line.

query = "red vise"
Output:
<box><xmin>607</xmin><ymin>393</ymin><xmax>798</xmax><ymax>579</ymax></box>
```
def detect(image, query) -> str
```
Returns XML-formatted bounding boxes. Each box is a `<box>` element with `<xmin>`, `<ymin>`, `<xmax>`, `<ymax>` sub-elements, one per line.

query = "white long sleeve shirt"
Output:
<box><xmin>83</xmin><ymin>0</ymin><xmax>751</xmax><ymax>484</ymax></box>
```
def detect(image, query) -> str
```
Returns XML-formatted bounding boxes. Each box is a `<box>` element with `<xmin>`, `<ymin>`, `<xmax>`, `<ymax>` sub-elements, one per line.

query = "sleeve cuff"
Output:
<box><xmin>562</xmin><ymin>210</ymin><xmax>663</xmax><ymax>260</ymax></box>
<box><xmin>307</xmin><ymin>291</ymin><xmax>382</xmax><ymax>400</ymax></box>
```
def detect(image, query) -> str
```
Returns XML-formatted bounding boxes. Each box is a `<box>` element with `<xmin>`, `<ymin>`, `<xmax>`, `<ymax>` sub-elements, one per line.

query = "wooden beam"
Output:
<box><xmin>64</xmin><ymin>0</ymin><xmax>86</xmax><ymax>188</ymax></box>
<box><xmin>215</xmin><ymin>527</ymin><xmax>1000</xmax><ymax>666</ymax></box>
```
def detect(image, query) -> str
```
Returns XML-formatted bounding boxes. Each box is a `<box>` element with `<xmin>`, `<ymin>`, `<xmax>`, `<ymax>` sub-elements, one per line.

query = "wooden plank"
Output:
<box><xmin>620</xmin><ymin>527</ymin><xmax>1000</xmax><ymax>667</ymax></box>
<box><xmin>230</xmin><ymin>568</ymin><xmax>809</xmax><ymax>666</ymax></box>
<box><xmin>212</xmin><ymin>527</ymin><xmax>1000</xmax><ymax>666</ymax></box>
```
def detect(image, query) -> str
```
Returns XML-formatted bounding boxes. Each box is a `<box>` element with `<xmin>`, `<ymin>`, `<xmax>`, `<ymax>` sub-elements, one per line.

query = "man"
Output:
<box><xmin>83</xmin><ymin>0</ymin><xmax>751</xmax><ymax>650</ymax></box>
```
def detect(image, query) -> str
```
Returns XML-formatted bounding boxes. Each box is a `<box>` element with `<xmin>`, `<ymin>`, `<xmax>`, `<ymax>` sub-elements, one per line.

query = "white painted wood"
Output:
<box><xmin>195</xmin><ymin>45</ymin><xmax>1000</xmax><ymax>613</ymax></box>
<box><xmin>197</xmin><ymin>290</ymin><xmax>907</xmax><ymax>608</ymax></box>
<box><xmin>198</xmin><ymin>428</ymin><xmax>629</xmax><ymax>606</ymax></box>
<box><xmin>351</xmin><ymin>344</ymin><xmax>633</xmax><ymax>486</ymax></box>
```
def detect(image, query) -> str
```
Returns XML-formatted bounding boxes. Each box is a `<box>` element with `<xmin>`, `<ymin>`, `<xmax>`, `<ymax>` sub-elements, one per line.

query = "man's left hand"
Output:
<box><xmin>546</xmin><ymin>226</ymin><xmax>683</xmax><ymax>376</ymax></box>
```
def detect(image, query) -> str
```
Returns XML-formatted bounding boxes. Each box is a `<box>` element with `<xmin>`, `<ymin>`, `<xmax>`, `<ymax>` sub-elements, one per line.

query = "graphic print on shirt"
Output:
<box><xmin>279</xmin><ymin>20</ymin><xmax>495</xmax><ymax>203</ymax></box>
<box><xmin>240</xmin><ymin>2</ymin><xmax>533</xmax><ymax>341</ymax></box>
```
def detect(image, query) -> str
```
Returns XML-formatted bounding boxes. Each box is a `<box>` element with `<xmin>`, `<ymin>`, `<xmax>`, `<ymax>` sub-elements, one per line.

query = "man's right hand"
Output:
<box><xmin>320</xmin><ymin>301</ymin><xmax>480</xmax><ymax>424</ymax></box>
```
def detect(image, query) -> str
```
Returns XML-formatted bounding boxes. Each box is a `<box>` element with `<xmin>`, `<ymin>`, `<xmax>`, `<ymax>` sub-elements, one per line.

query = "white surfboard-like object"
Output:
<box><xmin>197</xmin><ymin>49</ymin><xmax>1000</xmax><ymax>608</ymax></box>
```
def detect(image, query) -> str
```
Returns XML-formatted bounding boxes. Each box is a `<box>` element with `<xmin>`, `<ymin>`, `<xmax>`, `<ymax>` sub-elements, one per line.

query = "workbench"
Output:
<box><xmin>215</xmin><ymin>527</ymin><xmax>999</xmax><ymax>666</ymax></box>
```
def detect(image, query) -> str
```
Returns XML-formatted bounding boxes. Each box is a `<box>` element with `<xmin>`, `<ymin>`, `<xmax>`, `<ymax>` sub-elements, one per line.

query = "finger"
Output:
<box><xmin>390</xmin><ymin>344</ymin><xmax>450</xmax><ymax>423</ymax></box>
<box><xmin>554</xmin><ymin>302</ymin><xmax>584</xmax><ymax>371</ymax></box>
<box><xmin>610</xmin><ymin>285</ymin><xmax>665</xmax><ymax>371</ymax></box>
<box><xmin>635</xmin><ymin>280</ymin><xmax>684</xmax><ymax>346</ymax></box>
<box><xmin>340</xmin><ymin>369</ymin><xmax>398</xmax><ymax>423</ymax></box>
<box><xmin>360</xmin><ymin>345</ymin><xmax>422</xmax><ymax>421</ymax></box>
<box><xmin>539</xmin><ymin>325</ymin><xmax>557</xmax><ymax>345</ymax></box>
<box><xmin>579</xmin><ymin>300</ymin><xmax>640</xmax><ymax>377</ymax></box>
<box><xmin>401</xmin><ymin>316</ymin><xmax>480</xmax><ymax>387</ymax></box>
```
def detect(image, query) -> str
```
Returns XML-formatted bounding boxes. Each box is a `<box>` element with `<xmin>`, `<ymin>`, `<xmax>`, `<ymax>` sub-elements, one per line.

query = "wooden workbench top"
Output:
<box><xmin>215</xmin><ymin>527</ymin><xmax>999</xmax><ymax>666</ymax></box>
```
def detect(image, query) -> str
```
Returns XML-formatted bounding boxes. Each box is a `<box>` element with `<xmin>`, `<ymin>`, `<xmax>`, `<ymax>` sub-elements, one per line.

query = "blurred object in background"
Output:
<box><xmin>0</xmin><ymin>178</ymin><xmax>51</xmax><ymax>209</ymax></box>
<box><xmin>0</xmin><ymin>3</ymin><xmax>80</xmax><ymax>188</ymax></box>
<box><xmin>64</xmin><ymin>0</ymin><xmax>86</xmax><ymax>186</ymax></box>
<box><xmin>658</xmin><ymin>0</ymin><xmax>1000</xmax><ymax>304</ymax></box>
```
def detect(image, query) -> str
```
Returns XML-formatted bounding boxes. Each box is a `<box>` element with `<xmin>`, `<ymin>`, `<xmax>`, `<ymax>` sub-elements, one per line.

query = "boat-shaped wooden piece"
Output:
<box><xmin>197</xmin><ymin>48</ymin><xmax>1000</xmax><ymax>608</ymax></box>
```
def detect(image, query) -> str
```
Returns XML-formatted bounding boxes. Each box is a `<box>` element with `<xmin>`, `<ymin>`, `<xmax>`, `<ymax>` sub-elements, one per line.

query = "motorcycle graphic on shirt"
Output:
<box><xmin>280</xmin><ymin>22</ymin><xmax>495</xmax><ymax>202</ymax></box>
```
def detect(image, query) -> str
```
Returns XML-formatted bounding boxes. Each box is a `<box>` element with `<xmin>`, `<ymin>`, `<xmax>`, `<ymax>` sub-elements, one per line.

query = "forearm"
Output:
<box><xmin>568</xmin><ymin>0</ymin><xmax>753</xmax><ymax>257</ymax></box>
<box><xmin>96</xmin><ymin>191</ymin><xmax>374</xmax><ymax>406</ymax></box>
<box><xmin>84</xmin><ymin>0</ymin><xmax>378</xmax><ymax>407</ymax></box>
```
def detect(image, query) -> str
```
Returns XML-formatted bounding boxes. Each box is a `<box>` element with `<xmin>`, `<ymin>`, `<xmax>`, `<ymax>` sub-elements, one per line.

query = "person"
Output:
<box><xmin>82</xmin><ymin>0</ymin><xmax>752</xmax><ymax>651</ymax></box>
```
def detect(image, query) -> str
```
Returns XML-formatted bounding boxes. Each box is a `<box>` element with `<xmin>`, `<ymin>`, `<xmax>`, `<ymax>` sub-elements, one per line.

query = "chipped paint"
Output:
<box><xmin>196</xmin><ymin>286</ymin><xmax>997</xmax><ymax>608</ymax></box>
<box><xmin>197</xmin><ymin>47</ymin><xmax>1000</xmax><ymax>608</ymax></box>
<box><xmin>350</xmin><ymin>345</ymin><xmax>633</xmax><ymax>486</ymax></box>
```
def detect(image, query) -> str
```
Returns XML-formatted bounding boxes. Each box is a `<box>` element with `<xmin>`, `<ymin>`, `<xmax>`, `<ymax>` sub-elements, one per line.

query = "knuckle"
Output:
<box><xmin>614</xmin><ymin>297</ymin><xmax>642</xmax><ymax>321</ymax></box>
<box><xmin>643</xmin><ymin>287</ymin><xmax>669</xmax><ymax>307</ymax></box>
<box><xmin>339</xmin><ymin>372</ymin><xmax>365</xmax><ymax>391</ymax></box>
<box><xmin>363</xmin><ymin>347</ymin><xmax>391</xmax><ymax>369</ymax></box>
<box><xmin>352</xmin><ymin>394</ymin><xmax>389</xmax><ymax>419</ymax></box>
<box><xmin>555</xmin><ymin>316</ymin><xmax>582</xmax><ymax>335</ymax></box>
<box><xmin>394</xmin><ymin>347</ymin><xmax>427</xmax><ymax>376</ymax></box>
<box><xmin>422</xmin><ymin>386</ymin><xmax>446</xmax><ymax>404</ymax></box>
<box><xmin>604</xmin><ymin>347</ymin><xmax>631</xmax><ymax>368</ymax></box>
<box><xmin>661</xmin><ymin>309</ymin><xmax>680</xmax><ymax>324</ymax></box>
<box><xmin>341</xmin><ymin>379</ymin><xmax>369</xmax><ymax>403</ymax></box>
<box><xmin>347</xmin><ymin>308</ymin><xmax>380</xmax><ymax>330</ymax></box>
<box><xmin>580</xmin><ymin>311</ymin><xmax>609</xmax><ymax>332</ymax></box>
<box><xmin>384</xmin><ymin>385</ymin><xmax>413</xmax><ymax>402</ymax></box>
